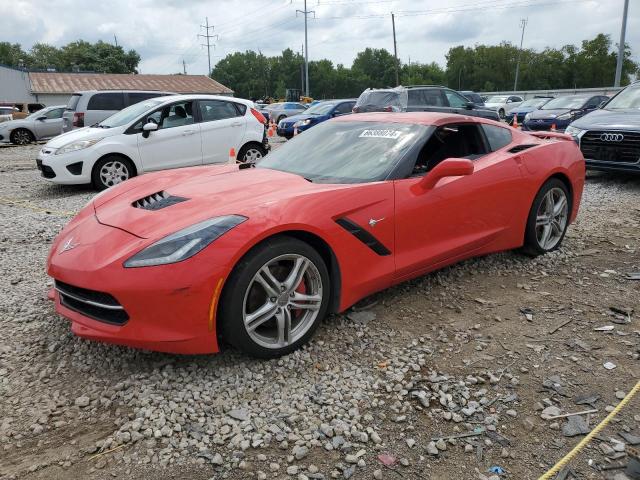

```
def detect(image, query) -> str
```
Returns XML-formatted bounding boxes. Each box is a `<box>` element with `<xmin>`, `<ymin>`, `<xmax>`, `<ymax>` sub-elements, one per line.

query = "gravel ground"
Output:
<box><xmin>0</xmin><ymin>143</ymin><xmax>639</xmax><ymax>480</ymax></box>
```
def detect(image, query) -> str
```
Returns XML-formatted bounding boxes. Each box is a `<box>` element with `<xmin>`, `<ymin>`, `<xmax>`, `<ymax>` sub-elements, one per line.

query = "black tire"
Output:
<box><xmin>10</xmin><ymin>128</ymin><xmax>34</xmax><ymax>145</ymax></box>
<box><xmin>277</xmin><ymin>115</ymin><xmax>286</xmax><ymax>123</ymax></box>
<box><xmin>219</xmin><ymin>236</ymin><xmax>330</xmax><ymax>359</ymax></box>
<box><xmin>237</xmin><ymin>143</ymin><xmax>267</xmax><ymax>164</ymax></box>
<box><xmin>91</xmin><ymin>155</ymin><xmax>135</xmax><ymax>191</ymax></box>
<box><xmin>522</xmin><ymin>178</ymin><xmax>571</xmax><ymax>256</ymax></box>
<box><xmin>498</xmin><ymin>109</ymin><xmax>505</xmax><ymax>119</ymax></box>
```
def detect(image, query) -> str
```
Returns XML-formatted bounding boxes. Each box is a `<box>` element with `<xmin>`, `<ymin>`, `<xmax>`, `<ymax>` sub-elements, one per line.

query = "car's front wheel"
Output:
<box><xmin>498</xmin><ymin>108</ymin><xmax>505</xmax><ymax>119</ymax></box>
<box><xmin>237</xmin><ymin>143</ymin><xmax>266</xmax><ymax>164</ymax></box>
<box><xmin>523</xmin><ymin>178</ymin><xmax>570</xmax><ymax>256</ymax></box>
<box><xmin>10</xmin><ymin>128</ymin><xmax>34</xmax><ymax>145</ymax></box>
<box><xmin>219</xmin><ymin>236</ymin><xmax>330</xmax><ymax>358</ymax></box>
<box><xmin>91</xmin><ymin>156</ymin><xmax>135</xmax><ymax>190</ymax></box>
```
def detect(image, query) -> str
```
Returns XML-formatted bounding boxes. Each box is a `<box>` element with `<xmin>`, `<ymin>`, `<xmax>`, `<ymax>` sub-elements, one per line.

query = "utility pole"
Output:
<box><xmin>391</xmin><ymin>13</ymin><xmax>399</xmax><ymax>86</ymax></box>
<box><xmin>183</xmin><ymin>59</ymin><xmax>187</xmax><ymax>75</ymax></box>
<box><xmin>301</xmin><ymin>44</ymin><xmax>305</xmax><ymax>92</ymax></box>
<box><xmin>296</xmin><ymin>1</ymin><xmax>315</xmax><ymax>96</ymax></box>
<box><xmin>198</xmin><ymin>17</ymin><xmax>218</xmax><ymax>76</ymax></box>
<box><xmin>113</xmin><ymin>35</ymin><xmax>118</xmax><ymax>47</ymax></box>
<box><xmin>513</xmin><ymin>18</ymin><xmax>528</xmax><ymax>91</ymax></box>
<box><xmin>614</xmin><ymin>0</ymin><xmax>629</xmax><ymax>87</ymax></box>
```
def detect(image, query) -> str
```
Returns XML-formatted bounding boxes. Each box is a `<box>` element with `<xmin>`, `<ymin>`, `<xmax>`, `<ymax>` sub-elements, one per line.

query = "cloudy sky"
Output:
<box><xmin>3</xmin><ymin>0</ymin><xmax>638</xmax><ymax>76</ymax></box>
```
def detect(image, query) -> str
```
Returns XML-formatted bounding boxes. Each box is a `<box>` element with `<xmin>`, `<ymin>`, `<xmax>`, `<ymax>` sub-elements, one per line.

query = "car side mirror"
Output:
<box><xmin>142</xmin><ymin>122</ymin><xmax>158</xmax><ymax>138</ymax></box>
<box><xmin>465</xmin><ymin>101</ymin><xmax>475</xmax><ymax>109</ymax></box>
<box><xmin>417</xmin><ymin>158</ymin><xmax>474</xmax><ymax>191</ymax></box>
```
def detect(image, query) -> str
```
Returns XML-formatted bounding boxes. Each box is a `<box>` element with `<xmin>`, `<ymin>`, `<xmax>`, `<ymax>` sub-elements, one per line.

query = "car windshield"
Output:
<box><xmin>98</xmin><ymin>99</ymin><xmax>164</xmax><ymax>128</ymax></box>
<box><xmin>256</xmin><ymin>121</ymin><xmax>425</xmax><ymax>184</ymax></box>
<box><xmin>486</xmin><ymin>96</ymin><xmax>508</xmax><ymax>103</ymax></box>
<box><xmin>541</xmin><ymin>97</ymin><xmax>587</xmax><ymax>110</ymax></box>
<box><xmin>520</xmin><ymin>98</ymin><xmax>551</xmax><ymax>108</ymax></box>
<box><xmin>305</xmin><ymin>102</ymin><xmax>335</xmax><ymax>115</ymax></box>
<box><xmin>605</xmin><ymin>85</ymin><xmax>640</xmax><ymax>110</ymax></box>
<box><xmin>355</xmin><ymin>89</ymin><xmax>406</xmax><ymax>110</ymax></box>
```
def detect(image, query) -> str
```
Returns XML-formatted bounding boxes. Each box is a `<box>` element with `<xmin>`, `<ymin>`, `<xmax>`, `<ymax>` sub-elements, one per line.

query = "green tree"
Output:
<box><xmin>28</xmin><ymin>43</ymin><xmax>63</xmax><ymax>70</ymax></box>
<box><xmin>0</xmin><ymin>42</ymin><xmax>27</xmax><ymax>67</ymax></box>
<box><xmin>352</xmin><ymin>48</ymin><xmax>397</xmax><ymax>88</ymax></box>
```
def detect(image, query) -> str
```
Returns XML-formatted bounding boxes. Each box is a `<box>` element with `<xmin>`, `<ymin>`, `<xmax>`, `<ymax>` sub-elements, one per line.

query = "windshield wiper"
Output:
<box><xmin>303</xmin><ymin>177</ymin><xmax>314</xmax><ymax>183</ymax></box>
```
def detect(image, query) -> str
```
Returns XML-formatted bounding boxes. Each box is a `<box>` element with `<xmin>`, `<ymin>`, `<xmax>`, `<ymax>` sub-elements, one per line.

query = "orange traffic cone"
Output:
<box><xmin>551</xmin><ymin>123</ymin><xmax>557</xmax><ymax>132</ymax></box>
<box><xmin>229</xmin><ymin>147</ymin><xmax>236</xmax><ymax>164</ymax></box>
<box><xmin>267</xmin><ymin>123</ymin><xmax>274</xmax><ymax>137</ymax></box>
<box><xmin>512</xmin><ymin>115</ymin><xmax>519</xmax><ymax>129</ymax></box>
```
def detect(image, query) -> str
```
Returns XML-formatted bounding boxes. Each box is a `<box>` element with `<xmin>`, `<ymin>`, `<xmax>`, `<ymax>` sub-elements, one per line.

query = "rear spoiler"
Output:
<box><xmin>526</xmin><ymin>131</ymin><xmax>573</xmax><ymax>141</ymax></box>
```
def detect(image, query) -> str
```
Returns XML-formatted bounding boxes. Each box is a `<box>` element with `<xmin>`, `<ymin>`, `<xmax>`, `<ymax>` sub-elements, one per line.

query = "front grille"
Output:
<box><xmin>132</xmin><ymin>191</ymin><xmax>188</xmax><ymax>211</ymax></box>
<box><xmin>55</xmin><ymin>280</ymin><xmax>129</xmax><ymax>325</ymax></box>
<box><xmin>36</xmin><ymin>159</ymin><xmax>56</xmax><ymax>178</ymax></box>
<box><xmin>580</xmin><ymin>130</ymin><xmax>640</xmax><ymax>164</ymax></box>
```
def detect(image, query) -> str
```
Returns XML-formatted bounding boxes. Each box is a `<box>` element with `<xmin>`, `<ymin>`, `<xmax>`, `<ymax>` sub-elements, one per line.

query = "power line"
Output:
<box><xmin>198</xmin><ymin>17</ymin><xmax>218</xmax><ymax>76</ymax></box>
<box><xmin>296</xmin><ymin>0</ymin><xmax>315</xmax><ymax>96</ymax></box>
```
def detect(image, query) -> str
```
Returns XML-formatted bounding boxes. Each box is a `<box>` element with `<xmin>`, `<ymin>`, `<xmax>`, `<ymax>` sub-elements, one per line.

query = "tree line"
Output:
<box><xmin>212</xmin><ymin>33</ymin><xmax>637</xmax><ymax>99</ymax></box>
<box><xmin>0</xmin><ymin>40</ymin><xmax>140</xmax><ymax>74</ymax></box>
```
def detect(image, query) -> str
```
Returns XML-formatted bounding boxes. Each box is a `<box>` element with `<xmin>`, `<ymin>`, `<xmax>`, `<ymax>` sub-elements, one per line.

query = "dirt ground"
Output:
<box><xmin>0</xmin><ymin>142</ymin><xmax>638</xmax><ymax>480</ymax></box>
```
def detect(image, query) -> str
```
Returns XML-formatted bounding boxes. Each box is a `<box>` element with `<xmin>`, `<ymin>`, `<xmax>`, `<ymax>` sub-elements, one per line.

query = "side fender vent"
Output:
<box><xmin>335</xmin><ymin>218</ymin><xmax>391</xmax><ymax>256</ymax></box>
<box><xmin>132</xmin><ymin>191</ymin><xmax>188</xmax><ymax>211</ymax></box>
<box><xmin>508</xmin><ymin>144</ymin><xmax>537</xmax><ymax>153</ymax></box>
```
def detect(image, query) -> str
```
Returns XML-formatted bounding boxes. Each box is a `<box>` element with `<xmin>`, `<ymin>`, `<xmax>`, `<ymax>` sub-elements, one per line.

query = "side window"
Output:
<box><xmin>412</xmin><ymin>124</ymin><xmax>488</xmax><ymax>176</ymax></box>
<box><xmin>284</xmin><ymin>103</ymin><xmax>294</xmax><ymax>110</ymax></box>
<box><xmin>198</xmin><ymin>100</ymin><xmax>241</xmax><ymax>122</ymax></box>
<box><xmin>158</xmin><ymin>101</ymin><xmax>194</xmax><ymax>129</ymax></box>
<box><xmin>585</xmin><ymin>97</ymin><xmax>601</xmax><ymax>109</ymax></box>
<box><xmin>444</xmin><ymin>90</ymin><xmax>468</xmax><ymax>108</ymax></box>
<box><xmin>424</xmin><ymin>90</ymin><xmax>446</xmax><ymax>106</ymax></box>
<box><xmin>44</xmin><ymin>108</ymin><xmax>64</xmax><ymax>119</ymax></box>
<box><xmin>407</xmin><ymin>89</ymin><xmax>424</xmax><ymax>107</ymax></box>
<box><xmin>86</xmin><ymin>92</ymin><xmax>125</xmax><ymax>111</ymax></box>
<box><xmin>234</xmin><ymin>103</ymin><xmax>247</xmax><ymax>115</ymax></box>
<box><xmin>334</xmin><ymin>102</ymin><xmax>353</xmax><ymax>115</ymax></box>
<box><xmin>481</xmin><ymin>124</ymin><xmax>513</xmax><ymax>151</ymax></box>
<box><xmin>127</xmin><ymin>92</ymin><xmax>160</xmax><ymax>106</ymax></box>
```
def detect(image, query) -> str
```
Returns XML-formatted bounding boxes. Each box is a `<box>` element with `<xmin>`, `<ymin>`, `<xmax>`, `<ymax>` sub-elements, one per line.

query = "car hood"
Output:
<box><xmin>0</xmin><ymin>119</ymin><xmax>30</xmax><ymax>130</ymax></box>
<box><xmin>45</xmin><ymin>126</ymin><xmax>124</xmax><ymax>148</ymax></box>
<box><xmin>285</xmin><ymin>113</ymin><xmax>325</xmax><ymax>123</ymax></box>
<box><xmin>527</xmin><ymin>109</ymin><xmax>571</xmax><ymax>120</ymax></box>
<box><xmin>570</xmin><ymin>108</ymin><xmax>640</xmax><ymax>130</ymax></box>
<box><xmin>510</xmin><ymin>106</ymin><xmax>538</xmax><ymax>114</ymax></box>
<box><xmin>93</xmin><ymin>165</ymin><xmax>351</xmax><ymax>239</ymax></box>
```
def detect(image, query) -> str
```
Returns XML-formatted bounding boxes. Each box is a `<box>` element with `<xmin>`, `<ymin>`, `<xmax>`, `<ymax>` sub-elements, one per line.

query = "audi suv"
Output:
<box><xmin>565</xmin><ymin>81</ymin><xmax>640</xmax><ymax>174</ymax></box>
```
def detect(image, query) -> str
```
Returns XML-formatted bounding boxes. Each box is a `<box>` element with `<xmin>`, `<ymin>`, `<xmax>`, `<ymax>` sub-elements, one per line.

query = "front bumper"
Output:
<box><xmin>47</xmin><ymin>214</ymin><xmax>228</xmax><ymax>354</ymax></box>
<box><xmin>37</xmin><ymin>147</ymin><xmax>92</xmax><ymax>184</ymax></box>
<box><xmin>522</xmin><ymin>118</ymin><xmax>569</xmax><ymax>132</ymax></box>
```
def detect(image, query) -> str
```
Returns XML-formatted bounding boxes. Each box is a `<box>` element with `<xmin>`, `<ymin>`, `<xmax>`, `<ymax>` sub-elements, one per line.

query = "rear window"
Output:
<box><xmin>87</xmin><ymin>92</ymin><xmax>125</xmax><ymax>111</ymax></box>
<box><xmin>355</xmin><ymin>88</ymin><xmax>407</xmax><ymax>111</ymax></box>
<box><xmin>482</xmin><ymin>124</ymin><xmax>513</xmax><ymax>151</ymax></box>
<box><xmin>126</xmin><ymin>92</ymin><xmax>163</xmax><ymax>107</ymax></box>
<box><xmin>66</xmin><ymin>94</ymin><xmax>81</xmax><ymax>111</ymax></box>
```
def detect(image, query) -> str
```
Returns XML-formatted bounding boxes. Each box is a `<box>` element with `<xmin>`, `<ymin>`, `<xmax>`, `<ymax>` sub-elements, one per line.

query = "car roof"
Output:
<box><xmin>148</xmin><ymin>94</ymin><xmax>253</xmax><ymax>105</ymax></box>
<box><xmin>334</xmin><ymin>111</ymin><xmax>501</xmax><ymax>127</ymax></box>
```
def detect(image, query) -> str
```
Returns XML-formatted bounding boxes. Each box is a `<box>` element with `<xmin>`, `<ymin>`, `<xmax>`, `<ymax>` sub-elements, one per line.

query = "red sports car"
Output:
<box><xmin>47</xmin><ymin>112</ymin><xmax>585</xmax><ymax>358</ymax></box>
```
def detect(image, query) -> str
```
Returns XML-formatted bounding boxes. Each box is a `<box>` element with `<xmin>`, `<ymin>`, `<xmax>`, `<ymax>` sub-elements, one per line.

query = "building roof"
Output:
<box><xmin>28</xmin><ymin>72</ymin><xmax>233</xmax><ymax>95</ymax></box>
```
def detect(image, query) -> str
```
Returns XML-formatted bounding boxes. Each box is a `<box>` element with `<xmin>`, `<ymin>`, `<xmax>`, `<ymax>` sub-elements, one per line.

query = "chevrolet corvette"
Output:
<box><xmin>47</xmin><ymin>112</ymin><xmax>585</xmax><ymax>358</ymax></box>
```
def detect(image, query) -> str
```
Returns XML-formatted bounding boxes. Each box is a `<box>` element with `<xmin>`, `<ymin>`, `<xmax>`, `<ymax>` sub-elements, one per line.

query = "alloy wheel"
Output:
<box><xmin>13</xmin><ymin>130</ymin><xmax>32</xmax><ymax>145</ymax></box>
<box><xmin>242</xmin><ymin>254</ymin><xmax>323</xmax><ymax>350</ymax></box>
<box><xmin>99</xmin><ymin>160</ymin><xmax>130</xmax><ymax>188</ymax></box>
<box><xmin>243</xmin><ymin>148</ymin><xmax>263</xmax><ymax>163</ymax></box>
<box><xmin>535</xmin><ymin>187</ymin><xmax>568</xmax><ymax>250</ymax></box>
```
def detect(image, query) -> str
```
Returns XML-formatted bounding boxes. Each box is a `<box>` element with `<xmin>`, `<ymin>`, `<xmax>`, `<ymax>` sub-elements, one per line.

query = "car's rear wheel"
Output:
<box><xmin>237</xmin><ymin>143</ymin><xmax>266</xmax><ymax>164</ymax></box>
<box><xmin>523</xmin><ymin>178</ymin><xmax>570</xmax><ymax>256</ymax></box>
<box><xmin>277</xmin><ymin>115</ymin><xmax>286</xmax><ymax>123</ymax></box>
<box><xmin>498</xmin><ymin>108</ymin><xmax>505</xmax><ymax>119</ymax></box>
<box><xmin>219</xmin><ymin>236</ymin><xmax>330</xmax><ymax>358</ymax></box>
<box><xmin>10</xmin><ymin>128</ymin><xmax>34</xmax><ymax>145</ymax></box>
<box><xmin>92</xmin><ymin>156</ymin><xmax>135</xmax><ymax>190</ymax></box>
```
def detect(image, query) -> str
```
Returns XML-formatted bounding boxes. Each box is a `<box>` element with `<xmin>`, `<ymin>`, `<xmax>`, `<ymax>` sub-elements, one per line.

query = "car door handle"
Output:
<box><xmin>231</xmin><ymin>122</ymin><xmax>242</xmax><ymax>127</ymax></box>
<box><xmin>181</xmin><ymin>130</ymin><xmax>196</xmax><ymax>136</ymax></box>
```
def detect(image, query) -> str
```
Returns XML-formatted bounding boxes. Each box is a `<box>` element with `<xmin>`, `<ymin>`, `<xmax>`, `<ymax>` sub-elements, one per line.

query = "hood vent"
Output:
<box><xmin>132</xmin><ymin>191</ymin><xmax>188</xmax><ymax>211</ymax></box>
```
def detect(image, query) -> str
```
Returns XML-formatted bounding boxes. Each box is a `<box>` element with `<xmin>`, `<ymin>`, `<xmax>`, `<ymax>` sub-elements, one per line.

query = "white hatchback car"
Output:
<box><xmin>37</xmin><ymin>95</ymin><xmax>268</xmax><ymax>190</ymax></box>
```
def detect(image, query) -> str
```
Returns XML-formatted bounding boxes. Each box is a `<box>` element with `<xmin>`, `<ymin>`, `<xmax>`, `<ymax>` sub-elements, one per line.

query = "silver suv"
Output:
<box><xmin>62</xmin><ymin>90</ymin><xmax>174</xmax><ymax>132</ymax></box>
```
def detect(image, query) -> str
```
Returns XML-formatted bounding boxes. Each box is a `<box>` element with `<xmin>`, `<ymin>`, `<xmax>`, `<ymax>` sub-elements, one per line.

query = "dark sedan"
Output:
<box><xmin>565</xmin><ymin>82</ymin><xmax>640</xmax><ymax>174</ymax></box>
<box><xmin>522</xmin><ymin>95</ymin><xmax>609</xmax><ymax>132</ymax></box>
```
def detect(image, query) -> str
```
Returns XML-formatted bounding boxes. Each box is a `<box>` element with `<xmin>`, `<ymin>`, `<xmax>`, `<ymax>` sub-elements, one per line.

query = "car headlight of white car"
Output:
<box><xmin>55</xmin><ymin>138</ymin><xmax>103</xmax><ymax>155</ymax></box>
<box><xmin>293</xmin><ymin>119</ymin><xmax>312</xmax><ymax>127</ymax></box>
<box><xmin>524</xmin><ymin>113</ymin><xmax>532</xmax><ymax>122</ymax></box>
<box><xmin>564</xmin><ymin>126</ymin><xmax>584</xmax><ymax>138</ymax></box>
<box><xmin>556</xmin><ymin>112</ymin><xmax>573</xmax><ymax>120</ymax></box>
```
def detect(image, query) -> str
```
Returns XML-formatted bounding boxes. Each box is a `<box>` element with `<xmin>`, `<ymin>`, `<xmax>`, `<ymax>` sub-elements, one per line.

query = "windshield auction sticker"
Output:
<box><xmin>359</xmin><ymin>129</ymin><xmax>402</xmax><ymax>139</ymax></box>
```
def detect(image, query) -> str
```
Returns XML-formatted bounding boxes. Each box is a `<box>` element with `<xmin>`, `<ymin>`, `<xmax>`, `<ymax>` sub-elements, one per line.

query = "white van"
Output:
<box><xmin>38</xmin><ymin>95</ymin><xmax>269</xmax><ymax>190</ymax></box>
<box><xmin>62</xmin><ymin>90</ymin><xmax>174</xmax><ymax>132</ymax></box>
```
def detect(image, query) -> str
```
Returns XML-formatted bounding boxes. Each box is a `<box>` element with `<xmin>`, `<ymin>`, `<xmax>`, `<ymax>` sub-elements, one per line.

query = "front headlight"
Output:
<box><xmin>124</xmin><ymin>215</ymin><xmax>247</xmax><ymax>268</ymax></box>
<box><xmin>55</xmin><ymin>138</ymin><xmax>103</xmax><ymax>155</ymax></box>
<box><xmin>293</xmin><ymin>119</ymin><xmax>312</xmax><ymax>127</ymax></box>
<box><xmin>524</xmin><ymin>113</ymin><xmax>531</xmax><ymax>122</ymax></box>
<box><xmin>556</xmin><ymin>112</ymin><xmax>573</xmax><ymax>120</ymax></box>
<box><xmin>564</xmin><ymin>126</ymin><xmax>584</xmax><ymax>137</ymax></box>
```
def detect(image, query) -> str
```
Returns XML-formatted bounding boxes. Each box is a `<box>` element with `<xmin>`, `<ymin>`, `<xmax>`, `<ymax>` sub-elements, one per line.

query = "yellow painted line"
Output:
<box><xmin>538</xmin><ymin>380</ymin><xmax>640</xmax><ymax>479</ymax></box>
<box><xmin>0</xmin><ymin>196</ymin><xmax>75</xmax><ymax>217</ymax></box>
<box><xmin>208</xmin><ymin>278</ymin><xmax>224</xmax><ymax>331</ymax></box>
